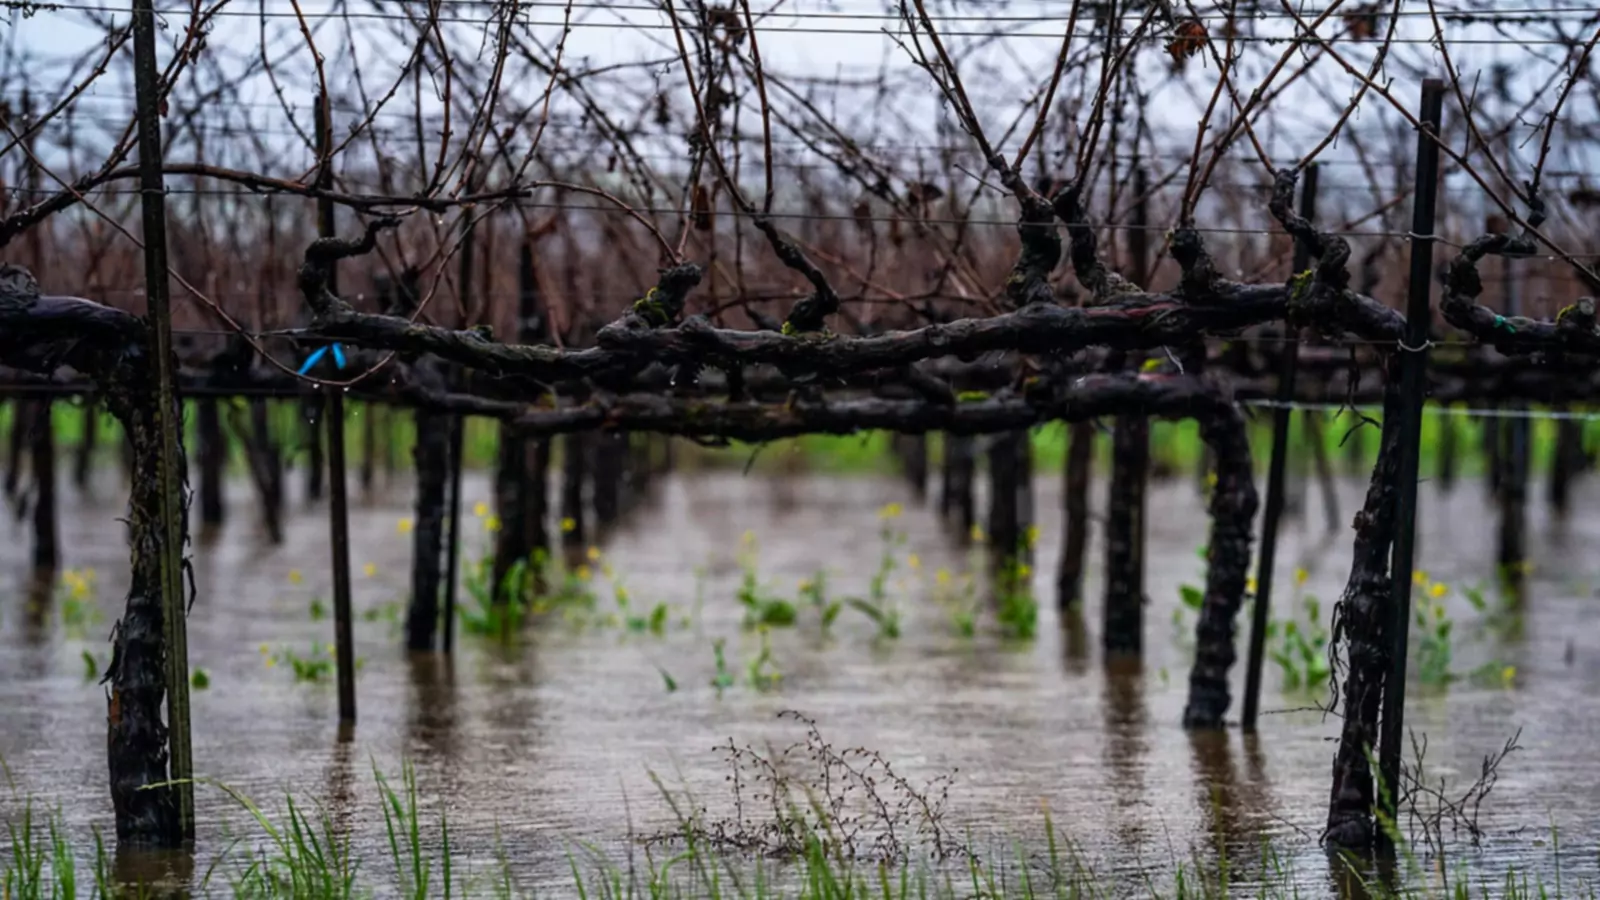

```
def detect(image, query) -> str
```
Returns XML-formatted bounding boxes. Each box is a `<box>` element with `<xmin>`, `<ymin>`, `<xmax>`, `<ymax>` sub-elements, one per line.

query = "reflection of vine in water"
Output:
<box><xmin>646</xmin><ymin>710</ymin><xmax>967</xmax><ymax>865</ymax></box>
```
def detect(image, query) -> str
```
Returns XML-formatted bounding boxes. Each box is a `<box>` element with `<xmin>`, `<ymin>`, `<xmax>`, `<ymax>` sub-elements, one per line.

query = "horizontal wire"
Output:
<box><xmin>1240</xmin><ymin>398</ymin><xmax>1600</xmax><ymax>420</ymax></box>
<box><xmin>9</xmin><ymin>2</ymin><xmax>1600</xmax><ymax>42</ymax></box>
<box><xmin>15</xmin><ymin>0</ymin><xmax>1600</xmax><ymax>26</ymax></box>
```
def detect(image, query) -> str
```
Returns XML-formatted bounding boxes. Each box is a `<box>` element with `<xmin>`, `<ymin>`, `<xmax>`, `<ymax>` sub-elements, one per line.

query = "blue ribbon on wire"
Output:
<box><xmin>297</xmin><ymin>342</ymin><xmax>348</xmax><ymax>375</ymax></box>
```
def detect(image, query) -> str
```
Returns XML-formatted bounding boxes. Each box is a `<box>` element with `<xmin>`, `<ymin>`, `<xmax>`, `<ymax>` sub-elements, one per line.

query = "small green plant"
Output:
<box><xmin>1414</xmin><ymin>584</ymin><xmax>1455</xmax><ymax>687</ymax></box>
<box><xmin>80</xmin><ymin>650</ymin><xmax>98</xmax><ymax>682</ymax></box>
<box><xmin>843</xmin><ymin>506</ymin><xmax>906</xmax><ymax>640</ymax></box>
<box><xmin>191</xmin><ymin>668</ymin><xmax>211</xmax><ymax>690</ymax></box>
<box><xmin>933</xmin><ymin>567</ymin><xmax>977</xmax><ymax>638</ymax></box>
<box><xmin>710</xmin><ymin>639</ymin><xmax>736</xmax><ymax>695</ymax></box>
<box><xmin>995</xmin><ymin>551</ymin><xmax>1038</xmax><ymax>640</ymax></box>
<box><xmin>459</xmin><ymin>551</ymin><xmax>532</xmax><ymax>639</ymax></box>
<box><xmin>735</xmin><ymin>532</ymin><xmax>797</xmax><ymax>628</ymax></box>
<box><xmin>1269</xmin><ymin>594</ymin><xmax>1331</xmax><ymax>692</ymax></box>
<box><xmin>799</xmin><ymin>570</ymin><xmax>841</xmax><ymax>633</ymax></box>
<box><xmin>57</xmin><ymin>568</ymin><xmax>101</xmax><ymax>639</ymax></box>
<box><xmin>612</xmin><ymin>579</ymin><xmax>670</xmax><ymax>635</ymax></box>
<box><xmin>745</xmin><ymin>628</ymin><xmax>782</xmax><ymax>691</ymax></box>
<box><xmin>267</xmin><ymin>643</ymin><xmax>356</xmax><ymax>684</ymax></box>
<box><xmin>308</xmin><ymin>597</ymin><xmax>328</xmax><ymax>621</ymax></box>
<box><xmin>657</xmin><ymin>666</ymin><xmax>678</xmax><ymax>693</ymax></box>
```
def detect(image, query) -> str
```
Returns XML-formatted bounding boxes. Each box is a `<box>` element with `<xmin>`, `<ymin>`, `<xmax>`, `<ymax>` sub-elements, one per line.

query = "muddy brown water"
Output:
<box><xmin>2</xmin><ymin>465</ymin><xmax>1599</xmax><ymax>894</ymax></box>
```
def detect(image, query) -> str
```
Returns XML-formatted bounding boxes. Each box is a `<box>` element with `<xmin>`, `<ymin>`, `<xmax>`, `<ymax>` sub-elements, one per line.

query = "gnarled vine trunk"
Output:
<box><xmin>1324</xmin><ymin>358</ymin><xmax>1405</xmax><ymax>849</ymax></box>
<box><xmin>101</xmin><ymin>348</ymin><xmax>189</xmax><ymax>845</ymax></box>
<box><xmin>407</xmin><ymin>408</ymin><xmax>449</xmax><ymax>652</ymax></box>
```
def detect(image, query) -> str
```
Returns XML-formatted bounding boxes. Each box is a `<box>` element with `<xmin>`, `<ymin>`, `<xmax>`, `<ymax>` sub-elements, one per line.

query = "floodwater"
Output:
<box><xmin>3</xmin><ymin>460</ymin><xmax>1600</xmax><ymax>895</ymax></box>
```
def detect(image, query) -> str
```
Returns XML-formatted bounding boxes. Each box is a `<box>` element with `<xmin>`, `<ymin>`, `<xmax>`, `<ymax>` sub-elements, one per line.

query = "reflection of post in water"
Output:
<box><xmin>1059</xmin><ymin>605</ymin><xmax>1089</xmax><ymax>675</ymax></box>
<box><xmin>1100</xmin><ymin>656</ymin><xmax>1148</xmax><ymax>848</ymax></box>
<box><xmin>113</xmin><ymin>845</ymin><xmax>195</xmax><ymax>899</ymax></box>
<box><xmin>1187</xmin><ymin>730</ymin><xmax>1274</xmax><ymax>878</ymax></box>
<box><xmin>1326</xmin><ymin>843</ymin><xmax>1398</xmax><ymax>900</ymax></box>
<box><xmin>407</xmin><ymin>650</ymin><xmax>459</xmax><ymax>762</ymax></box>
<box><xmin>22</xmin><ymin>572</ymin><xmax>51</xmax><ymax>646</ymax></box>
<box><xmin>324</xmin><ymin>725</ymin><xmax>357</xmax><ymax>846</ymax></box>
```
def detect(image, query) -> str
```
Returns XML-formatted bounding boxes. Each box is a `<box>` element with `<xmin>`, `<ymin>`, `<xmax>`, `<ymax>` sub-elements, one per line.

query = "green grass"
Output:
<box><xmin>1</xmin><ymin>765</ymin><xmax>1591</xmax><ymax>899</ymax></box>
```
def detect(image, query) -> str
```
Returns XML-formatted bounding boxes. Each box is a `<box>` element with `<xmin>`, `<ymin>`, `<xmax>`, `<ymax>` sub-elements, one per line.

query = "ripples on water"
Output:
<box><xmin>2</xmin><ymin>465</ymin><xmax>1598</xmax><ymax>894</ymax></box>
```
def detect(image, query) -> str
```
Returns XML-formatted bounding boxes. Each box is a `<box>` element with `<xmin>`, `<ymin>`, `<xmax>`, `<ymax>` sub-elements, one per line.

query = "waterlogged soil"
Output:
<box><xmin>3</xmin><ymin>461</ymin><xmax>1600</xmax><ymax>895</ymax></box>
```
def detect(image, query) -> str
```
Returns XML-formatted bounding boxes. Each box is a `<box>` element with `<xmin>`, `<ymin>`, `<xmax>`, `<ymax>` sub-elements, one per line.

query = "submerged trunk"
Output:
<box><xmin>897</xmin><ymin>434</ymin><xmax>929</xmax><ymax>501</ymax></box>
<box><xmin>943</xmin><ymin>435</ymin><xmax>976</xmax><ymax>538</ymax></box>
<box><xmin>1306</xmin><ymin>410</ymin><xmax>1340</xmax><ymax>533</ymax></box>
<box><xmin>1057</xmin><ymin>422</ymin><xmax>1094</xmax><ymax>611</ymax></box>
<box><xmin>5</xmin><ymin>397</ymin><xmax>29</xmax><ymax>501</ymax></box>
<box><xmin>1483</xmin><ymin>415</ymin><xmax>1501</xmax><ymax>499</ymax></box>
<box><xmin>361</xmin><ymin>402</ymin><xmax>378</xmax><ymax>493</ymax></box>
<box><xmin>75</xmin><ymin>400</ymin><xmax>99</xmax><ymax>490</ymax></box>
<box><xmin>407</xmin><ymin>409</ymin><xmax>449</xmax><ymax>652</ymax></box>
<box><xmin>1437</xmin><ymin>404</ymin><xmax>1457</xmax><ymax>492</ymax></box>
<box><xmin>227</xmin><ymin>399</ymin><xmax>283</xmax><ymax>544</ymax></box>
<box><xmin>1496</xmin><ymin>413</ymin><xmax>1528</xmax><ymax>598</ymax></box>
<box><xmin>1103</xmin><ymin>416</ymin><xmax>1149</xmax><ymax>657</ymax></box>
<box><xmin>197</xmin><ymin>398</ymin><xmax>225</xmax><ymax>528</ymax></box>
<box><xmin>102</xmin><ymin>351</ymin><xmax>190</xmax><ymax>846</ymax></box>
<box><xmin>561</xmin><ymin>433</ymin><xmax>587</xmax><ymax>551</ymax></box>
<box><xmin>31</xmin><ymin>398</ymin><xmax>58</xmax><ymax>571</ymax></box>
<box><xmin>1180</xmin><ymin>402</ymin><xmax>1259</xmax><ymax>728</ymax></box>
<box><xmin>985</xmin><ymin>431</ymin><xmax>1027</xmax><ymax>573</ymax></box>
<box><xmin>592</xmin><ymin>431</ymin><xmax>624</xmax><ymax>532</ymax></box>
<box><xmin>1324</xmin><ymin>359</ymin><xmax>1407</xmax><ymax>850</ymax></box>
<box><xmin>302</xmin><ymin>398</ymin><xmax>324</xmax><ymax>501</ymax></box>
<box><xmin>1549</xmin><ymin>416</ymin><xmax>1582</xmax><ymax>516</ymax></box>
<box><xmin>493</xmin><ymin>429</ymin><xmax>552</xmax><ymax>602</ymax></box>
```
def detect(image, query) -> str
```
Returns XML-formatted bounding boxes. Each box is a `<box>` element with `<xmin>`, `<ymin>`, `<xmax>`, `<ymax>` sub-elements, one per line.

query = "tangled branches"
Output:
<box><xmin>647</xmin><ymin>710</ymin><xmax>967</xmax><ymax>865</ymax></box>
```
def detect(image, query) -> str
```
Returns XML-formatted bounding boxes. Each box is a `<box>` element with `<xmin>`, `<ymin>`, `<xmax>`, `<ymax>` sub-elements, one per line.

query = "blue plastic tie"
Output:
<box><xmin>296</xmin><ymin>345</ymin><xmax>328</xmax><ymax>375</ymax></box>
<box><xmin>296</xmin><ymin>342</ymin><xmax>349</xmax><ymax>376</ymax></box>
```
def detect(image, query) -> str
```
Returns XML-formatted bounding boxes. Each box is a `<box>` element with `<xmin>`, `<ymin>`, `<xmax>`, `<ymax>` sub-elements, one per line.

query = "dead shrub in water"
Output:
<box><xmin>1398</xmin><ymin>727</ymin><xmax>1523</xmax><ymax>860</ymax></box>
<box><xmin>646</xmin><ymin>710</ymin><xmax>968</xmax><ymax>865</ymax></box>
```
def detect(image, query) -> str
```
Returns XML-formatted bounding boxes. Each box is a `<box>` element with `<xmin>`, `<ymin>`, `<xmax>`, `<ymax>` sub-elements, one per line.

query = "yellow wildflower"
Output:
<box><xmin>398</xmin><ymin>517</ymin><xmax>414</xmax><ymax>535</ymax></box>
<box><xmin>1016</xmin><ymin>564</ymin><xmax>1032</xmax><ymax>579</ymax></box>
<box><xmin>1412</xmin><ymin>570</ymin><xmax>1428</xmax><ymax>587</ymax></box>
<box><xmin>935</xmin><ymin>568</ymin><xmax>952</xmax><ymax>587</ymax></box>
<box><xmin>288</xmin><ymin>569</ymin><xmax>303</xmax><ymax>585</ymax></box>
<box><xmin>576</xmin><ymin>565</ymin><xmax>592</xmax><ymax>582</ymax></box>
<box><xmin>879</xmin><ymin>502</ymin><xmax>904</xmax><ymax>520</ymax></box>
<box><xmin>587</xmin><ymin>546</ymin><xmax>601</xmax><ymax>562</ymax></box>
<box><xmin>970</xmin><ymin>525</ymin><xmax>986</xmax><ymax>543</ymax></box>
<box><xmin>473</xmin><ymin>501</ymin><xmax>489</xmax><ymax>518</ymax></box>
<box><xmin>1501</xmin><ymin>666</ymin><xmax>1516</xmax><ymax>685</ymax></box>
<box><xmin>797</xmin><ymin>579</ymin><xmax>813</xmax><ymax>593</ymax></box>
<box><xmin>1294</xmin><ymin>567</ymin><xmax>1309</xmax><ymax>586</ymax></box>
<box><xmin>362</xmin><ymin>563</ymin><xmax>376</xmax><ymax>578</ymax></box>
<box><xmin>1247</xmin><ymin>576</ymin><xmax>1258</xmax><ymax>594</ymax></box>
<box><xmin>1025</xmin><ymin>525</ymin><xmax>1041</xmax><ymax>548</ymax></box>
<box><xmin>907</xmin><ymin>553</ymin><xmax>921</xmax><ymax>570</ymax></box>
<box><xmin>1428</xmin><ymin>582</ymin><xmax>1448</xmax><ymax>599</ymax></box>
<box><xmin>259</xmin><ymin>644</ymin><xmax>270</xmax><ymax>655</ymax></box>
<box><xmin>561</xmin><ymin>517</ymin><xmax>576</xmax><ymax>533</ymax></box>
<box><xmin>615</xmin><ymin>586</ymin><xmax>630</xmax><ymax>604</ymax></box>
<box><xmin>484</xmin><ymin>515</ymin><xmax>501</xmax><ymax>533</ymax></box>
<box><xmin>265</xmin><ymin>655</ymin><xmax>276</xmax><ymax>669</ymax></box>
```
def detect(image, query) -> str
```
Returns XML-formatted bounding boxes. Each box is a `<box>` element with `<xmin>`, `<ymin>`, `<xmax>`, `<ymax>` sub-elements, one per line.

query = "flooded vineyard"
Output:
<box><xmin>4</xmin><ymin>462</ymin><xmax>1597</xmax><ymax>895</ymax></box>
